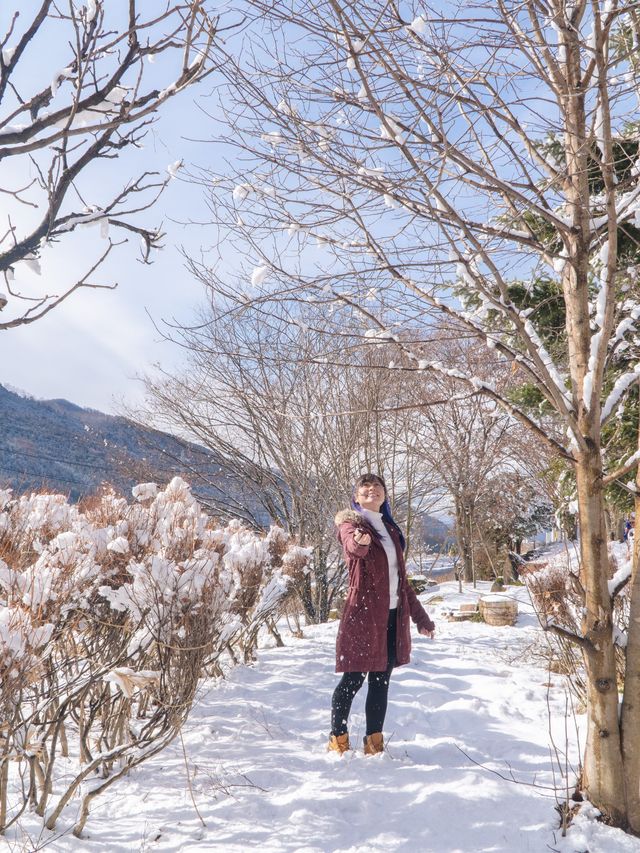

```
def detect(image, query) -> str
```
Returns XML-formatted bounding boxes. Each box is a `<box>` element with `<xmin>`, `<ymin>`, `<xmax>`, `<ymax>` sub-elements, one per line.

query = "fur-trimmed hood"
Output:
<box><xmin>334</xmin><ymin>508</ymin><xmax>364</xmax><ymax>526</ymax></box>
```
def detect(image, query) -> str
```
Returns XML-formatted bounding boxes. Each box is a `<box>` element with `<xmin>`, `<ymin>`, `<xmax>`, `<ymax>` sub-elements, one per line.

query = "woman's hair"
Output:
<box><xmin>350</xmin><ymin>473</ymin><xmax>406</xmax><ymax>551</ymax></box>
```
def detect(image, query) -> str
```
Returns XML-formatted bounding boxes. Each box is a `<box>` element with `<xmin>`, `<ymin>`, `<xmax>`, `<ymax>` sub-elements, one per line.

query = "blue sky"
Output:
<box><xmin>0</xmin><ymin>2</ymin><xmax>222</xmax><ymax>414</ymax></box>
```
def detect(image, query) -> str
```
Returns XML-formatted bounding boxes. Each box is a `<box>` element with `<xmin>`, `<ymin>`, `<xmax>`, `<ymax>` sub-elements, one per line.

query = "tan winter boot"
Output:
<box><xmin>363</xmin><ymin>732</ymin><xmax>384</xmax><ymax>756</ymax></box>
<box><xmin>327</xmin><ymin>733</ymin><xmax>350</xmax><ymax>755</ymax></box>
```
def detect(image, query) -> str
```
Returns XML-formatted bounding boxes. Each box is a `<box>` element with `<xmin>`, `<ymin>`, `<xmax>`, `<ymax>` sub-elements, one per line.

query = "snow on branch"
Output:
<box><xmin>0</xmin><ymin>1</ymin><xmax>222</xmax><ymax>329</ymax></box>
<box><xmin>601</xmin><ymin>364</ymin><xmax>640</xmax><ymax>424</ymax></box>
<box><xmin>603</xmin><ymin>449</ymin><xmax>640</xmax><ymax>487</ymax></box>
<box><xmin>608</xmin><ymin>558</ymin><xmax>632</xmax><ymax>599</ymax></box>
<box><xmin>521</xmin><ymin>318</ymin><xmax>573</xmax><ymax>411</ymax></box>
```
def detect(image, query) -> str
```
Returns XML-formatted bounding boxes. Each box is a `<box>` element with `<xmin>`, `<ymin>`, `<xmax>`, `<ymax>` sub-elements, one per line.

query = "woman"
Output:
<box><xmin>328</xmin><ymin>473</ymin><xmax>435</xmax><ymax>756</ymax></box>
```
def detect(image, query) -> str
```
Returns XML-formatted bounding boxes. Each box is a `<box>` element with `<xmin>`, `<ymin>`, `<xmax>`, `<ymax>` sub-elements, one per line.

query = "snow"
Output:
<box><xmin>601</xmin><ymin>364</ymin><xmax>640</xmax><ymax>422</ymax></box>
<box><xmin>251</xmin><ymin>264</ymin><xmax>269</xmax><ymax>287</ymax></box>
<box><xmin>8</xmin><ymin>576</ymin><xmax>635</xmax><ymax>852</ymax></box>
<box><xmin>379</xmin><ymin>116</ymin><xmax>405</xmax><ymax>144</ymax></box>
<box><xmin>3</xmin><ymin>479</ymin><xmax>638</xmax><ymax>853</ymax></box>
<box><xmin>478</xmin><ymin>592</ymin><xmax>512</xmax><ymax>602</ymax></box>
<box><xmin>22</xmin><ymin>253</ymin><xmax>41</xmax><ymax>275</ymax></box>
<box><xmin>470</xmin><ymin>376</ymin><xmax>497</xmax><ymax>392</ymax></box>
<box><xmin>107</xmin><ymin>536</ymin><xmax>129</xmax><ymax>554</ymax></box>
<box><xmin>616</xmin><ymin>449</ymin><xmax>640</xmax><ymax>477</ymax></box>
<box><xmin>167</xmin><ymin>160</ymin><xmax>182</xmax><ymax>179</ymax></box>
<box><xmin>232</xmin><ymin>184</ymin><xmax>251</xmax><ymax>204</ymax></box>
<box><xmin>158</xmin><ymin>83</ymin><xmax>177</xmax><ymax>99</ymax></box>
<box><xmin>584</xmin><ymin>242</ymin><xmax>611</xmax><ymax>411</ymax></box>
<box><xmin>523</xmin><ymin>319</ymin><xmax>573</xmax><ymax>409</ymax></box>
<box><xmin>559</xmin><ymin>801</ymin><xmax>640</xmax><ymax>852</ymax></box>
<box><xmin>357</xmin><ymin>165</ymin><xmax>385</xmax><ymax>178</ymax></box>
<box><xmin>276</xmin><ymin>100</ymin><xmax>297</xmax><ymax>117</ymax></box>
<box><xmin>105</xmin><ymin>85</ymin><xmax>128</xmax><ymax>105</ymax></box>
<box><xmin>548</xmin><ymin>17</ymin><xmax>567</xmax><ymax>66</ymax></box>
<box><xmin>261</xmin><ymin>131</ymin><xmax>285</xmax><ymax>147</ymax></box>
<box><xmin>553</xmin><ymin>254</ymin><xmax>568</xmax><ymax>274</ymax></box>
<box><xmin>85</xmin><ymin>0</ymin><xmax>99</xmax><ymax>24</ymax></box>
<box><xmin>583</xmin><ymin>359</ymin><xmax>595</xmax><ymax>410</ymax></box>
<box><xmin>409</xmin><ymin>15</ymin><xmax>427</xmax><ymax>34</ymax></box>
<box><xmin>609</xmin><ymin>556</ymin><xmax>632</xmax><ymax>596</ymax></box>
<box><xmin>612</xmin><ymin>306</ymin><xmax>640</xmax><ymax>348</ymax></box>
<box><xmin>594</xmin><ymin>102</ymin><xmax>606</xmax><ymax>156</ymax></box>
<box><xmin>54</xmin><ymin>209</ymin><xmax>106</xmax><ymax>234</ymax></box>
<box><xmin>103</xmin><ymin>667</ymin><xmax>159</xmax><ymax>699</ymax></box>
<box><xmin>132</xmin><ymin>482</ymin><xmax>158</xmax><ymax>502</ymax></box>
<box><xmin>364</xmin><ymin>327</ymin><xmax>395</xmax><ymax>341</ymax></box>
<box><xmin>50</xmin><ymin>66</ymin><xmax>74</xmax><ymax>97</ymax></box>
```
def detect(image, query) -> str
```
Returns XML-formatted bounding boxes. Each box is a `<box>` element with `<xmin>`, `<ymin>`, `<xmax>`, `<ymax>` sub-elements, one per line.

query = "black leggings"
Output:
<box><xmin>331</xmin><ymin>609</ymin><xmax>397</xmax><ymax>737</ymax></box>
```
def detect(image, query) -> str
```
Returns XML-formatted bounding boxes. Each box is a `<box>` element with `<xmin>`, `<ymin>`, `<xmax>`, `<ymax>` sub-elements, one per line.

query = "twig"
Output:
<box><xmin>179</xmin><ymin>730</ymin><xmax>206</xmax><ymax>828</ymax></box>
<box><xmin>454</xmin><ymin>744</ymin><xmax>563</xmax><ymax>797</ymax></box>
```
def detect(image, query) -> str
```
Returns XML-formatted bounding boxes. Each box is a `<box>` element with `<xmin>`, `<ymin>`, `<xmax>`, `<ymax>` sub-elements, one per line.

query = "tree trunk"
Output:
<box><xmin>502</xmin><ymin>546</ymin><xmax>514</xmax><ymax>585</ymax></box>
<box><xmin>298</xmin><ymin>574</ymin><xmax>316</xmax><ymax>623</ymax></box>
<box><xmin>576</xmin><ymin>450</ymin><xmax>626</xmax><ymax>824</ymax></box>
<box><xmin>561</xmin><ymin>19</ymin><xmax>626</xmax><ymax>823</ymax></box>
<box><xmin>454</xmin><ymin>498</ymin><xmax>473</xmax><ymax>583</ymax></box>
<box><xmin>621</xmin><ymin>415</ymin><xmax>640</xmax><ymax>831</ymax></box>
<box><xmin>468</xmin><ymin>509</ymin><xmax>476</xmax><ymax>587</ymax></box>
<box><xmin>314</xmin><ymin>549</ymin><xmax>330</xmax><ymax>623</ymax></box>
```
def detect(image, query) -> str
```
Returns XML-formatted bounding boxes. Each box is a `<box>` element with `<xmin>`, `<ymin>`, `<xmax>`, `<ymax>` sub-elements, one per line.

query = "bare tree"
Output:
<box><xmin>473</xmin><ymin>470</ymin><xmax>554</xmax><ymax>579</ymax></box>
<box><xmin>144</xmin><ymin>306</ymin><xmax>367</xmax><ymax>621</ymax></box>
<box><xmin>143</xmin><ymin>303</ymin><xmax>442</xmax><ymax>620</ymax></box>
<box><xmin>194</xmin><ymin>0</ymin><xmax>640</xmax><ymax>829</ymax></box>
<box><xmin>0</xmin><ymin>1</ymin><xmax>225</xmax><ymax>328</ymax></box>
<box><xmin>416</xmin><ymin>349</ymin><xmax>517</xmax><ymax>583</ymax></box>
<box><xmin>412</xmin><ymin>337</ymin><xmax>554</xmax><ymax>582</ymax></box>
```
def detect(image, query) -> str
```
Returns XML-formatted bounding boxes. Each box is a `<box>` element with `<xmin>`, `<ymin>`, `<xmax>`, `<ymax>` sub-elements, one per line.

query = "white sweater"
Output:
<box><xmin>361</xmin><ymin>508</ymin><xmax>399</xmax><ymax>609</ymax></box>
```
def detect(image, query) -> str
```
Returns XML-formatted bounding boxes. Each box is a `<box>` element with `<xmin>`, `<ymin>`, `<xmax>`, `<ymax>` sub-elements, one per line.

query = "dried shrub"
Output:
<box><xmin>0</xmin><ymin>478</ymin><xmax>306</xmax><ymax>838</ymax></box>
<box><xmin>522</xmin><ymin>542</ymin><xmax>631</xmax><ymax>706</ymax></box>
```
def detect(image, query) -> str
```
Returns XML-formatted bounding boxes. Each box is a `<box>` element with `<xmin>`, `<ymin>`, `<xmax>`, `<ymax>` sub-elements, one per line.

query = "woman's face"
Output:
<box><xmin>356</xmin><ymin>481</ymin><xmax>386</xmax><ymax>512</ymax></box>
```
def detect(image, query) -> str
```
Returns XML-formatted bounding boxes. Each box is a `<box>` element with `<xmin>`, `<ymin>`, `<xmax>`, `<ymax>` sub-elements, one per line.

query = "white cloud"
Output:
<box><xmin>3</xmin><ymin>237</ymin><xmax>202</xmax><ymax>413</ymax></box>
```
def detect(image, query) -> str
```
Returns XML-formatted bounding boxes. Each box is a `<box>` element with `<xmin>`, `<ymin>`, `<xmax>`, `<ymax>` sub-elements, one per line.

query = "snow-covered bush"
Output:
<box><xmin>522</xmin><ymin>542</ymin><xmax>631</xmax><ymax>706</ymax></box>
<box><xmin>0</xmin><ymin>479</ymin><xmax>304</xmax><ymax>837</ymax></box>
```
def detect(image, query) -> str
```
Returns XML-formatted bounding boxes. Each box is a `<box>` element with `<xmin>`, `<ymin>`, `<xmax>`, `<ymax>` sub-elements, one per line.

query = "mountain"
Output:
<box><xmin>0</xmin><ymin>385</ymin><xmax>457</xmax><ymax>540</ymax></box>
<box><xmin>0</xmin><ymin>384</ymin><xmax>266</xmax><ymax>522</ymax></box>
<box><xmin>421</xmin><ymin>513</ymin><xmax>453</xmax><ymax>550</ymax></box>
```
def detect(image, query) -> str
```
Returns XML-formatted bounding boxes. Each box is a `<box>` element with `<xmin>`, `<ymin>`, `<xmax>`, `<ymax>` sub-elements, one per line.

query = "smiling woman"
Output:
<box><xmin>329</xmin><ymin>473</ymin><xmax>435</xmax><ymax>757</ymax></box>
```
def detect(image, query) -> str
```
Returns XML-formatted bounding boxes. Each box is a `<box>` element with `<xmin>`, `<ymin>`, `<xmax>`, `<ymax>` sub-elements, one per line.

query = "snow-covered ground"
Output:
<box><xmin>10</xmin><ymin>581</ymin><xmax>640</xmax><ymax>852</ymax></box>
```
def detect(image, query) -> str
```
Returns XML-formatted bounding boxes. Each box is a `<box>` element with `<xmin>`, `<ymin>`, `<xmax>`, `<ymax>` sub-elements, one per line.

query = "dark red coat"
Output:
<box><xmin>334</xmin><ymin>509</ymin><xmax>435</xmax><ymax>673</ymax></box>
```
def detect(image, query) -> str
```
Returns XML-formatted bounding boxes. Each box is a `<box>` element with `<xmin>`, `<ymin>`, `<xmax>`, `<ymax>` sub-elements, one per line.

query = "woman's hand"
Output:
<box><xmin>353</xmin><ymin>529</ymin><xmax>371</xmax><ymax>547</ymax></box>
<box><xmin>419</xmin><ymin>627</ymin><xmax>435</xmax><ymax>639</ymax></box>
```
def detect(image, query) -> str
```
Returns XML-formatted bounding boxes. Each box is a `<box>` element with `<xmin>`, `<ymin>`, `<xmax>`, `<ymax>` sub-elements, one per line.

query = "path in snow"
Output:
<box><xmin>24</xmin><ymin>584</ymin><xmax>640</xmax><ymax>853</ymax></box>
